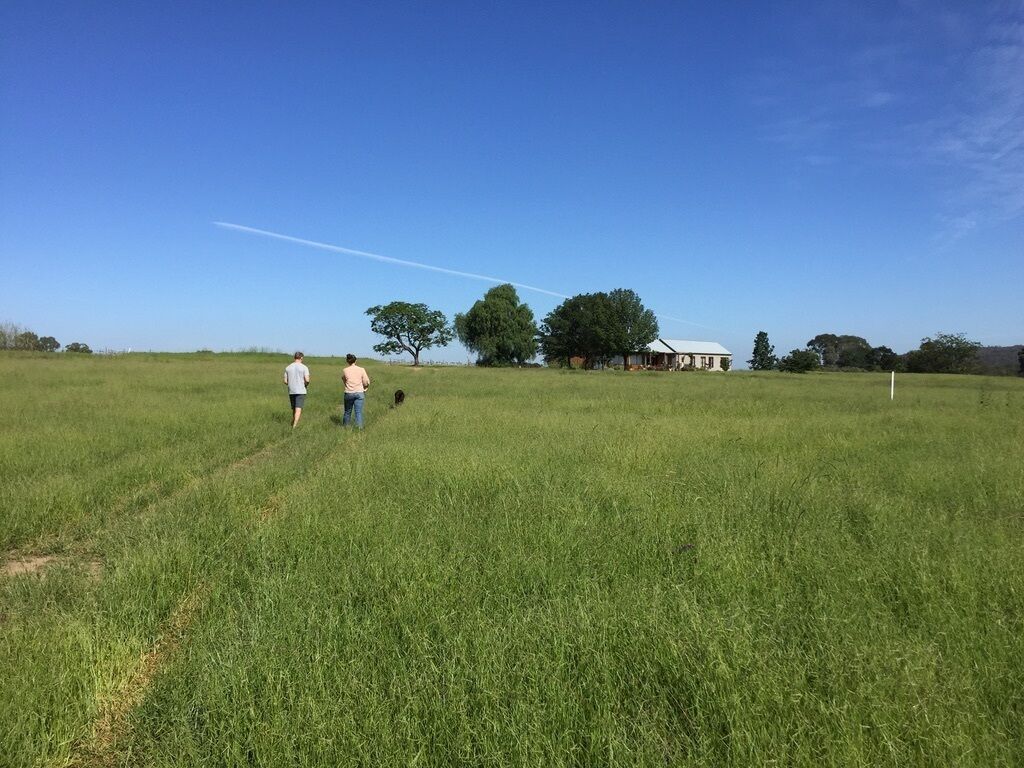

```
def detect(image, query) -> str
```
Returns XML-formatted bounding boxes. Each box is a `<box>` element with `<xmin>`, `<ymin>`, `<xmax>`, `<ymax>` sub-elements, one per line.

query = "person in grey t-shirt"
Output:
<box><xmin>283</xmin><ymin>351</ymin><xmax>311</xmax><ymax>428</ymax></box>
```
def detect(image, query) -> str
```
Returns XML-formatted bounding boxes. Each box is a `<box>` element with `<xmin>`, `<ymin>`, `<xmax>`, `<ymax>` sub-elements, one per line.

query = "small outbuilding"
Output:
<box><xmin>624</xmin><ymin>339</ymin><xmax>732</xmax><ymax>371</ymax></box>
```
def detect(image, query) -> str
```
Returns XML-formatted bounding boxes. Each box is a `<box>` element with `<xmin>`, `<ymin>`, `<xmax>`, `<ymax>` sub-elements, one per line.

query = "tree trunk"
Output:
<box><xmin>412</xmin><ymin>348</ymin><xmax>420</xmax><ymax>366</ymax></box>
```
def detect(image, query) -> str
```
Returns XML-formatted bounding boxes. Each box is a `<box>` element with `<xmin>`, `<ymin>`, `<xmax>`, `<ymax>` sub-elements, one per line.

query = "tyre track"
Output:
<box><xmin>3</xmin><ymin>434</ymin><xmax>293</xmax><ymax>571</ymax></box>
<box><xmin>60</xmin><ymin>429</ymin><xmax>353</xmax><ymax>765</ymax></box>
<box><xmin>68</xmin><ymin>586</ymin><xmax>208</xmax><ymax>768</ymax></box>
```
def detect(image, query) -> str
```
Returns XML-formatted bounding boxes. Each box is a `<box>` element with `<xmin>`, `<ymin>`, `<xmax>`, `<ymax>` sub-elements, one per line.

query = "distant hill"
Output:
<box><xmin>975</xmin><ymin>345</ymin><xmax>1023</xmax><ymax>375</ymax></box>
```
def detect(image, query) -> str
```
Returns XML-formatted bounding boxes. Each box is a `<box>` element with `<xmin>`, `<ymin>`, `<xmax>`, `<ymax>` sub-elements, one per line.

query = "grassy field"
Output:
<box><xmin>1</xmin><ymin>352</ymin><xmax>1022</xmax><ymax>767</ymax></box>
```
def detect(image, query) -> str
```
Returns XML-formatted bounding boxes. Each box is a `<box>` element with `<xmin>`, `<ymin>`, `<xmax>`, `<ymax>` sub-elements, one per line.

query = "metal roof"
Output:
<box><xmin>650</xmin><ymin>339</ymin><xmax>732</xmax><ymax>355</ymax></box>
<box><xmin>647</xmin><ymin>339</ymin><xmax>677</xmax><ymax>354</ymax></box>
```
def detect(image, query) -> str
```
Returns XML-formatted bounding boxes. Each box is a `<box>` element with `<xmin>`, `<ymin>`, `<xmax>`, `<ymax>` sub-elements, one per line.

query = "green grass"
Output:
<box><xmin>1</xmin><ymin>353</ymin><xmax>1022</xmax><ymax>766</ymax></box>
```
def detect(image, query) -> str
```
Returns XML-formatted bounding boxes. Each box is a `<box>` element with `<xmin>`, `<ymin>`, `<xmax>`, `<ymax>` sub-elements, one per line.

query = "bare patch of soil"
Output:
<box><xmin>1</xmin><ymin>553</ymin><xmax>105</xmax><ymax>579</ymax></box>
<box><xmin>2</xmin><ymin>554</ymin><xmax>57</xmax><ymax>576</ymax></box>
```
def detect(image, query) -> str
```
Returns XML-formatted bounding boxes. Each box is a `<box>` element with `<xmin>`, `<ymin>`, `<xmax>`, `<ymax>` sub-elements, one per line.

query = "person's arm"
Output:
<box><xmin>304</xmin><ymin>365</ymin><xmax>310</xmax><ymax>385</ymax></box>
<box><xmin>283</xmin><ymin>369</ymin><xmax>288</xmax><ymax>386</ymax></box>
<box><xmin>362</xmin><ymin>370</ymin><xmax>370</xmax><ymax>390</ymax></box>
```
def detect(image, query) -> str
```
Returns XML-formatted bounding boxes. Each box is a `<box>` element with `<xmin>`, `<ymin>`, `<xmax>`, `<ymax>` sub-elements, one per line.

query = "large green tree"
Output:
<box><xmin>835</xmin><ymin>335</ymin><xmax>872</xmax><ymax>368</ymax></box>
<box><xmin>748</xmin><ymin>331</ymin><xmax>778</xmax><ymax>370</ymax></box>
<box><xmin>538</xmin><ymin>289</ymin><xmax>654</xmax><ymax>369</ymax></box>
<box><xmin>807</xmin><ymin>333</ymin><xmax>841</xmax><ymax>366</ymax></box>
<box><xmin>38</xmin><ymin>336</ymin><xmax>60</xmax><ymax>353</ymax></box>
<box><xmin>14</xmin><ymin>331</ymin><xmax>40</xmax><ymax>351</ymax></box>
<box><xmin>605</xmin><ymin>288</ymin><xmax>659</xmax><ymax>369</ymax></box>
<box><xmin>538</xmin><ymin>293</ymin><xmax>611</xmax><ymax>369</ymax></box>
<box><xmin>807</xmin><ymin>333</ymin><xmax>873</xmax><ymax>368</ymax></box>
<box><xmin>454</xmin><ymin>284</ymin><xmax>538</xmax><ymax>366</ymax></box>
<box><xmin>868</xmin><ymin>345</ymin><xmax>899</xmax><ymax>371</ymax></box>
<box><xmin>366</xmin><ymin>301</ymin><xmax>454</xmax><ymax>366</ymax></box>
<box><xmin>905</xmin><ymin>332</ymin><xmax>981</xmax><ymax>374</ymax></box>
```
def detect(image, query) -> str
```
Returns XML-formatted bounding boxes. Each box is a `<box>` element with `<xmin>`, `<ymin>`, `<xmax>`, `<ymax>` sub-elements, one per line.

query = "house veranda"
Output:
<box><xmin>623</xmin><ymin>339</ymin><xmax>732</xmax><ymax>371</ymax></box>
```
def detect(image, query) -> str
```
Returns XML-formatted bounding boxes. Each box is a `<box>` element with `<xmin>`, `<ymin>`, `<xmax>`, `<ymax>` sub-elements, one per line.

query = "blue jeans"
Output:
<box><xmin>343</xmin><ymin>392</ymin><xmax>365</xmax><ymax>428</ymax></box>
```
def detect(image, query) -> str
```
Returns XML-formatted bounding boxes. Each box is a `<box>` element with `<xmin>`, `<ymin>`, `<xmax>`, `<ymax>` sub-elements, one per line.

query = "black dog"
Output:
<box><xmin>394</xmin><ymin>389</ymin><xmax>405</xmax><ymax>407</ymax></box>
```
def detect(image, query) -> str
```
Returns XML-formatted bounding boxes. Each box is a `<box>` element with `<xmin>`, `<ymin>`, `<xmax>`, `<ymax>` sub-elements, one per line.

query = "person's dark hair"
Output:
<box><xmin>346</xmin><ymin>354</ymin><xmax>356</xmax><ymax>364</ymax></box>
<box><xmin>294</xmin><ymin>351</ymin><xmax>304</xmax><ymax>360</ymax></box>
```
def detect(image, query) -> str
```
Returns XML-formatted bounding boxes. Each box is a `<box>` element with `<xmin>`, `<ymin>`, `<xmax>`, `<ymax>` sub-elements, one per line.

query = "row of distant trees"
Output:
<box><xmin>365</xmin><ymin>285</ymin><xmax>660</xmax><ymax>368</ymax></box>
<box><xmin>365</xmin><ymin>295</ymin><xmax>1020</xmax><ymax>376</ymax></box>
<box><xmin>0</xmin><ymin>322</ymin><xmax>92</xmax><ymax>353</ymax></box>
<box><xmin>748</xmin><ymin>331</ymin><xmax>1020</xmax><ymax>375</ymax></box>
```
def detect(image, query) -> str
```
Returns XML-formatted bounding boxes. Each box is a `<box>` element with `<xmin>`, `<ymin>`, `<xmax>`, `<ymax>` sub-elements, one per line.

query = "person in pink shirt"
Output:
<box><xmin>341</xmin><ymin>353</ymin><xmax>370</xmax><ymax>428</ymax></box>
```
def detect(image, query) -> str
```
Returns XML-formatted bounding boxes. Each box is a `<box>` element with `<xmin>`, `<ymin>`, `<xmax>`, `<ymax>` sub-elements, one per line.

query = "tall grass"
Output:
<box><xmin>1</xmin><ymin>355</ymin><xmax>1021</xmax><ymax>766</ymax></box>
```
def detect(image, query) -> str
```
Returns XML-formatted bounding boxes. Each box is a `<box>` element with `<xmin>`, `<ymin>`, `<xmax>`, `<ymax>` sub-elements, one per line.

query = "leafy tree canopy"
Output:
<box><xmin>748</xmin><ymin>331</ymin><xmax>778</xmax><ymax>370</ymax></box>
<box><xmin>366</xmin><ymin>301</ymin><xmax>454</xmax><ymax>366</ymax></box>
<box><xmin>807</xmin><ymin>333</ymin><xmax>873</xmax><ymax>368</ymax></box>
<box><xmin>807</xmin><ymin>333</ymin><xmax>907</xmax><ymax>371</ymax></box>
<box><xmin>13</xmin><ymin>331</ymin><xmax>40</xmax><ymax>351</ymax></box>
<box><xmin>905</xmin><ymin>332</ymin><xmax>981</xmax><ymax>374</ymax></box>
<box><xmin>2</xmin><ymin>323</ymin><xmax>62</xmax><ymax>352</ymax></box>
<box><xmin>868</xmin><ymin>345</ymin><xmax>899</xmax><ymax>371</ymax></box>
<box><xmin>454</xmin><ymin>284</ymin><xmax>538</xmax><ymax>366</ymax></box>
<box><xmin>806</xmin><ymin>333</ymin><xmax>841</xmax><ymax>366</ymax></box>
<box><xmin>835</xmin><ymin>335</ymin><xmax>872</xmax><ymax>368</ymax></box>
<box><xmin>538</xmin><ymin>289</ymin><xmax>656</xmax><ymax>369</ymax></box>
<box><xmin>64</xmin><ymin>342</ymin><xmax>92</xmax><ymax>354</ymax></box>
<box><xmin>538</xmin><ymin>293</ymin><xmax>610</xmax><ymax>369</ymax></box>
<box><xmin>38</xmin><ymin>336</ymin><xmax>60</xmax><ymax>353</ymax></box>
<box><xmin>778</xmin><ymin>348</ymin><xmax>820</xmax><ymax>373</ymax></box>
<box><xmin>604</xmin><ymin>288</ymin><xmax>659</xmax><ymax>367</ymax></box>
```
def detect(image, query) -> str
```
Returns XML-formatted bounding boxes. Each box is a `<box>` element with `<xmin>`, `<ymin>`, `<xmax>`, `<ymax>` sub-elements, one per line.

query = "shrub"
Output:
<box><xmin>779</xmin><ymin>348</ymin><xmax>820</xmax><ymax>373</ymax></box>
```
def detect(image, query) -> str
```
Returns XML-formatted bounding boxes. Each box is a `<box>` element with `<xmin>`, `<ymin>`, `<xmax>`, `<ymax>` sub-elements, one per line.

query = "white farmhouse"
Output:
<box><xmin>624</xmin><ymin>339</ymin><xmax>733</xmax><ymax>371</ymax></box>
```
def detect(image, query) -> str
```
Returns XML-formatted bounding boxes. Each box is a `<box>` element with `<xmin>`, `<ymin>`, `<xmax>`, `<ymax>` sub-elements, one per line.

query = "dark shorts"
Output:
<box><xmin>289</xmin><ymin>393</ymin><xmax>306</xmax><ymax>409</ymax></box>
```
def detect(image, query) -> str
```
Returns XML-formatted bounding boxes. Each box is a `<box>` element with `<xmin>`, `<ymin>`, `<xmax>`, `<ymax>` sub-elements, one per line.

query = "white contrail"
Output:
<box><xmin>214</xmin><ymin>221</ymin><xmax>569</xmax><ymax>299</ymax></box>
<box><xmin>214</xmin><ymin>221</ymin><xmax>718</xmax><ymax>331</ymax></box>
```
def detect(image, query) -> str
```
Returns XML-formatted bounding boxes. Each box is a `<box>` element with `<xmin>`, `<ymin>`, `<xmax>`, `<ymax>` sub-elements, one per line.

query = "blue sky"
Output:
<box><xmin>1</xmin><ymin>1</ymin><xmax>1021</xmax><ymax>364</ymax></box>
